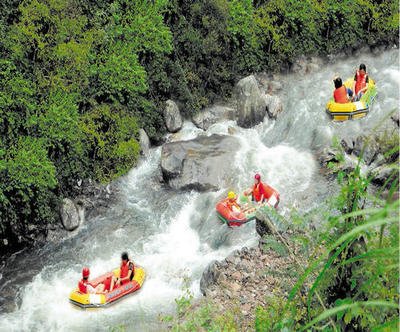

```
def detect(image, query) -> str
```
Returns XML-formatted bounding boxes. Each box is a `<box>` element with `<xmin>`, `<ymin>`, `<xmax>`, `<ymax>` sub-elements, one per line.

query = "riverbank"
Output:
<box><xmin>0</xmin><ymin>47</ymin><xmax>398</xmax><ymax>330</ymax></box>
<box><xmin>1</xmin><ymin>0</ymin><xmax>398</xmax><ymax>255</ymax></box>
<box><xmin>167</xmin><ymin>114</ymin><xmax>399</xmax><ymax>330</ymax></box>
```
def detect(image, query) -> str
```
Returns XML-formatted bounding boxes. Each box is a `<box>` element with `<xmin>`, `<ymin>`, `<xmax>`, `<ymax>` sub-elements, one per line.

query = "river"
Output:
<box><xmin>0</xmin><ymin>48</ymin><xmax>398</xmax><ymax>331</ymax></box>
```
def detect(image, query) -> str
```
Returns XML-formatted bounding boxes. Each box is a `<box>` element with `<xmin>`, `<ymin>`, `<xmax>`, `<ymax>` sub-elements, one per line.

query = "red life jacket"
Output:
<box><xmin>333</xmin><ymin>86</ymin><xmax>348</xmax><ymax>104</ymax></box>
<box><xmin>252</xmin><ymin>182</ymin><xmax>266</xmax><ymax>202</ymax></box>
<box><xmin>120</xmin><ymin>261</ymin><xmax>134</xmax><ymax>282</ymax></box>
<box><xmin>223</xmin><ymin>198</ymin><xmax>240</xmax><ymax>211</ymax></box>
<box><xmin>263</xmin><ymin>183</ymin><xmax>280</xmax><ymax>201</ymax></box>
<box><xmin>355</xmin><ymin>70</ymin><xmax>367</xmax><ymax>95</ymax></box>
<box><xmin>253</xmin><ymin>182</ymin><xmax>280</xmax><ymax>202</ymax></box>
<box><xmin>78</xmin><ymin>279</ymin><xmax>92</xmax><ymax>294</ymax></box>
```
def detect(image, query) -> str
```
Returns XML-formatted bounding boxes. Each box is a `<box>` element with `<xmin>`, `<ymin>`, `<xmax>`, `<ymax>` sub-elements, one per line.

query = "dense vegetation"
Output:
<box><xmin>167</xmin><ymin>136</ymin><xmax>399</xmax><ymax>331</ymax></box>
<box><xmin>0</xmin><ymin>0</ymin><xmax>398</xmax><ymax>250</ymax></box>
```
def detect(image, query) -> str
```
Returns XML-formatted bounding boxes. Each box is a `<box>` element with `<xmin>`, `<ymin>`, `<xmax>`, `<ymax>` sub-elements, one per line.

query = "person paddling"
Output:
<box><xmin>352</xmin><ymin>63</ymin><xmax>369</xmax><ymax>101</ymax></box>
<box><xmin>110</xmin><ymin>252</ymin><xmax>135</xmax><ymax>291</ymax></box>
<box><xmin>78</xmin><ymin>267</ymin><xmax>107</xmax><ymax>294</ymax></box>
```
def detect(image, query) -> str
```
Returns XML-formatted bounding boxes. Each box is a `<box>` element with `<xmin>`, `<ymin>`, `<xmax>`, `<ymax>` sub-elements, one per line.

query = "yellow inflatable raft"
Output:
<box><xmin>69</xmin><ymin>266</ymin><xmax>145</xmax><ymax>309</ymax></box>
<box><xmin>326</xmin><ymin>78</ymin><xmax>377</xmax><ymax>121</ymax></box>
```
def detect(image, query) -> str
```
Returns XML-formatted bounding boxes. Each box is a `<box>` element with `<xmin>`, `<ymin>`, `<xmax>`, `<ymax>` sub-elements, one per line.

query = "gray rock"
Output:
<box><xmin>391</xmin><ymin>112</ymin><xmax>399</xmax><ymax>127</ymax></box>
<box><xmin>163</xmin><ymin>100</ymin><xmax>182</xmax><ymax>133</ymax></box>
<box><xmin>200</xmin><ymin>261</ymin><xmax>220</xmax><ymax>296</ymax></box>
<box><xmin>139</xmin><ymin>129</ymin><xmax>150</xmax><ymax>156</ymax></box>
<box><xmin>341</xmin><ymin>136</ymin><xmax>355</xmax><ymax>154</ymax></box>
<box><xmin>160</xmin><ymin>134</ymin><xmax>240</xmax><ymax>191</ymax></box>
<box><xmin>353</xmin><ymin>135</ymin><xmax>379</xmax><ymax>165</ymax></box>
<box><xmin>319</xmin><ymin>148</ymin><xmax>341</xmax><ymax>166</ymax></box>
<box><xmin>370</xmin><ymin>165</ymin><xmax>397</xmax><ymax>187</ymax></box>
<box><xmin>192</xmin><ymin>105</ymin><xmax>236</xmax><ymax>130</ymax></box>
<box><xmin>341</xmin><ymin>154</ymin><xmax>360</xmax><ymax>173</ymax></box>
<box><xmin>264</xmin><ymin>94</ymin><xmax>283</xmax><ymax>119</ymax></box>
<box><xmin>60</xmin><ymin>198</ymin><xmax>81</xmax><ymax>231</ymax></box>
<box><xmin>235</xmin><ymin>75</ymin><xmax>267</xmax><ymax>128</ymax></box>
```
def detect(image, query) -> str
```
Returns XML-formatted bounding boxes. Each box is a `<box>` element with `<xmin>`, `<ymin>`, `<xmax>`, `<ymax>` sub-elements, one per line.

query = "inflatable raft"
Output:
<box><xmin>216</xmin><ymin>185</ymin><xmax>280</xmax><ymax>227</ymax></box>
<box><xmin>326</xmin><ymin>78</ymin><xmax>377</xmax><ymax>121</ymax></box>
<box><xmin>69</xmin><ymin>266</ymin><xmax>145</xmax><ymax>309</ymax></box>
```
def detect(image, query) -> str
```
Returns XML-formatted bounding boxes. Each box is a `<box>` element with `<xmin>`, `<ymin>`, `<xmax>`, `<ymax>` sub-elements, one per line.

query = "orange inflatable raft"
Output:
<box><xmin>216</xmin><ymin>184</ymin><xmax>280</xmax><ymax>227</ymax></box>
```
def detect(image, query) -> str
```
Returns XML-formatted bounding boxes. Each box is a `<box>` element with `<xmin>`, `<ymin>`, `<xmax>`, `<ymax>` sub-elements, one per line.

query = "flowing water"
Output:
<box><xmin>0</xmin><ymin>48</ymin><xmax>398</xmax><ymax>332</ymax></box>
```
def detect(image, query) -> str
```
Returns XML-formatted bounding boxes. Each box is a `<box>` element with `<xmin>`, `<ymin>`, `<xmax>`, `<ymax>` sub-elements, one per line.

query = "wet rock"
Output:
<box><xmin>235</xmin><ymin>75</ymin><xmax>267</xmax><ymax>128</ymax></box>
<box><xmin>160</xmin><ymin>134</ymin><xmax>240</xmax><ymax>191</ymax></box>
<box><xmin>341</xmin><ymin>136</ymin><xmax>355</xmax><ymax>154</ymax></box>
<box><xmin>370</xmin><ymin>165</ymin><xmax>396</xmax><ymax>187</ymax></box>
<box><xmin>163</xmin><ymin>100</ymin><xmax>182</xmax><ymax>133</ymax></box>
<box><xmin>391</xmin><ymin>112</ymin><xmax>399</xmax><ymax>127</ymax></box>
<box><xmin>353</xmin><ymin>135</ymin><xmax>379</xmax><ymax>165</ymax></box>
<box><xmin>256</xmin><ymin>219</ymin><xmax>272</xmax><ymax>237</ymax></box>
<box><xmin>60</xmin><ymin>198</ymin><xmax>82</xmax><ymax>231</ymax></box>
<box><xmin>200</xmin><ymin>260</ymin><xmax>220</xmax><ymax>296</ymax></box>
<box><xmin>264</xmin><ymin>94</ymin><xmax>283</xmax><ymax>119</ymax></box>
<box><xmin>192</xmin><ymin>105</ymin><xmax>236</xmax><ymax>130</ymax></box>
<box><xmin>139</xmin><ymin>129</ymin><xmax>150</xmax><ymax>156</ymax></box>
<box><xmin>319</xmin><ymin>148</ymin><xmax>341</xmax><ymax>167</ymax></box>
<box><xmin>341</xmin><ymin>154</ymin><xmax>360</xmax><ymax>173</ymax></box>
<box><xmin>72</xmin><ymin>179</ymin><xmax>118</xmax><ymax>220</ymax></box>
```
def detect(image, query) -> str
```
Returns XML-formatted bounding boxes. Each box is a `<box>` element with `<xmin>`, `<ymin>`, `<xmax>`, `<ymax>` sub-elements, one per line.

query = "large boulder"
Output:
<box><xmin>200</xmin><ymin>260</ymin><xmax>221</xmax><ymax>296</ymax></box>
<box><xmin>264</xmin><ymin>94</ymin><xmax>283</xmax><ymax>119</ymax></box>
<box><xmin>163</xmin><ymin>100</ymin><xmax>182</xmax><ymax>133</ymax></box>
<box><xmin>235</xmin><ymin>75</ymin><xmax>267</xmax><ymax>128</ymax></box>
<box><xmin>60</xmin><ymin>198</ymin><xmax>82</xmax><ymax>231</ymax></box>
<box><xmin>192</xmin><ymin>105</ymin><xmax>236</xmax><ymax>130</ymax></box>
<box><xmin>161</xmin><ymin>134</ymin><xmax>239</xmax><ymax>191</ymax></box>
<box><xmin>139</xmin><ymin>129</ymin><xmax>150</xmax><ymax>156</ymax></box>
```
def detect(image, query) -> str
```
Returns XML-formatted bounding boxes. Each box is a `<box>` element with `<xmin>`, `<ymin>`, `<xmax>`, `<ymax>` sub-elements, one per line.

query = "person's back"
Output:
<box><xmin>333</xmin><ymin>77</ymin><xmax>349</xmax><ymax>104</ymax></box>
<box><xmin>353</xmin><ymin>63</ymin><xmax>369</xmax><ymax>99</ymax></box>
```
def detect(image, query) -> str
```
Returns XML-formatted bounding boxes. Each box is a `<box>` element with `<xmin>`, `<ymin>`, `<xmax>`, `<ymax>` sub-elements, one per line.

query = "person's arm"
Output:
<box><xmin>361</xmin><ymin>76</ymin><xmax>369</xmax><ymax>93</ymax></box>
<box><xmin>87</xmin><ymin>284</ymin><xmax>96</xmax><ymax>294</ymax></box>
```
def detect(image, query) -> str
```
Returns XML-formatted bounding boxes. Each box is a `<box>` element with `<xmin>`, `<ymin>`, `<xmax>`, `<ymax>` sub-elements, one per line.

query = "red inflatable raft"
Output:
<box><xmin>216</xmin><ymin>184</ymin><xmax>280</xmax><ymax>227</ymax></box>
<box><xmin>69</xmin><ymin>266</ymin><xmax>145</xmax><ymax>308</ymax></box>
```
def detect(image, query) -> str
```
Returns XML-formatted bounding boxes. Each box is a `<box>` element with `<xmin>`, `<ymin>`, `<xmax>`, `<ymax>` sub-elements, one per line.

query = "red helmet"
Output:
<box><xmin>82</xmin><ymin>267</ymin><xmax>90</xmax><ymax>278</ymax></box>
<box><xmin>255</xmin><ymin>173</ymin><xmax>261</xmax><ymax>180</ymax></box>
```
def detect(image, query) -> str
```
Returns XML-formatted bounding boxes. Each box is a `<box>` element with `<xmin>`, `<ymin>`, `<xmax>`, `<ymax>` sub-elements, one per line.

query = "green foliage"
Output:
<box><xmin>255</xmin><ymin>156</ymin><xmax>399</xmax><ymax>330</ymax></box>
<box><xmin>0</xmin><ymin>0</ymin><xmax>397</xmax><ymax>252</ymax></box>
<box><xmin>80</xmin><ymin>104</ymin><xmax>140</xmax><ymax>182</ymax></box>
<box><xmin>0</xmin><ymin>0</ymin><xmax>171</xmax><ymax>250</ymax></box>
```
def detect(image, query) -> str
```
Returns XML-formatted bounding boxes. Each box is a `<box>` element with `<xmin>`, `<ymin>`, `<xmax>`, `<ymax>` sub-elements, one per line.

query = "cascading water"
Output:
<box><xmin>0</xmin><ymin>49</ymin><xmax>398</xmax><ymax>331</ymax></box>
